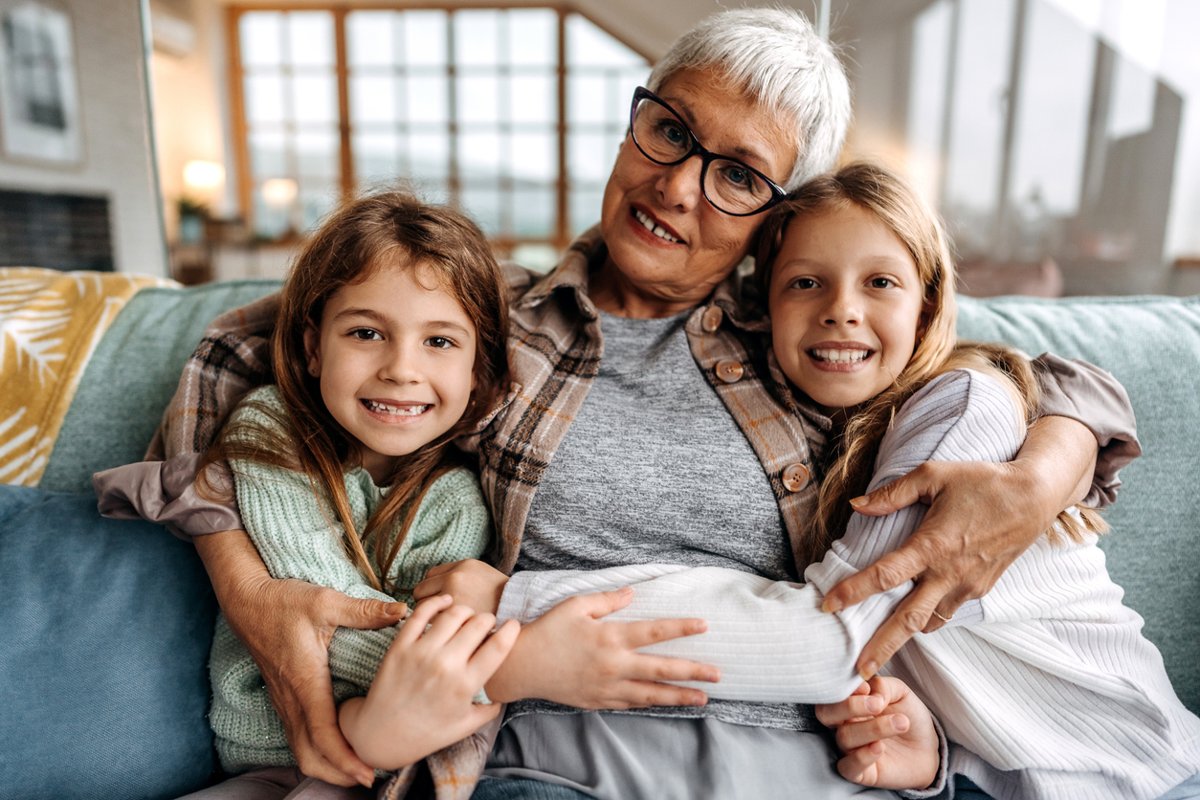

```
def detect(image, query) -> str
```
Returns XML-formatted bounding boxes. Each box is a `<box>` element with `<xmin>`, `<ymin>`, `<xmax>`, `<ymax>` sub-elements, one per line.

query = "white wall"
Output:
<box><xmin>0</xmin><ymin>0</ymin><xmax>165</xmax><ymax>276</ymax></box>
<box><xmin>150</xmin><ymin>0</ymin><xmax>231</xmax><ymax>240</ymax></box>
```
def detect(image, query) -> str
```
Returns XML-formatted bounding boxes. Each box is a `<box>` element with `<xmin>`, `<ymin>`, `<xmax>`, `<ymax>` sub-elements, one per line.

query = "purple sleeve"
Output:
<box><xmin>93</xmin><ymin>454</ymin><xmax>241</xmax><ymax>539</ymax></box>
<box><xmin>1030</xmin><ymin>352</ymin><xmax>1142</xmax><ymax>508</ymax></box>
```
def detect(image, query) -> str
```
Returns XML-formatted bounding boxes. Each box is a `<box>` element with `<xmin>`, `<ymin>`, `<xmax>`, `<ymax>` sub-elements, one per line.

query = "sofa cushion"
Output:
<box><xmin>0</xmin><ymin>485</ymin><xmax>218</xmax><ymax>800</ymax></box>
<box><xmin>958</xmin><ymin>294</ymin><xmax>1200</xmax><ymax>712</ymax></box>
<box><xmin>39</xmin><ymin>279</ymin><xmax>280</xmax><ymax>493</ymax></box>
<box><xmin>0</xmin><ymin>268</ymin><xmax>173</xmax><ymax>487</ymax></box>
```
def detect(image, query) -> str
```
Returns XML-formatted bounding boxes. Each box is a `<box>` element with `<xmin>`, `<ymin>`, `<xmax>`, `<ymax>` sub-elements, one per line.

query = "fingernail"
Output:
<box><xmin>858</xmin><ymin>661</ymin><xmax>878</xmax><ymax>681</ymax></box>
<box><xmin>866</xmin><ymin>696</ymin><xmax>886</xmax><ymax>714</ymax></box>
<box><xmin>893</xmin><ymin>715</ymin><xmax>910</xmax><ymax>733</ymax></box>
<box><xmin>821</xmin><ymin>597</ymin><xmax>843</xmax><ymax>613</ymax></box>
<box><xmin>849</xmin><ymin>496</ymin><xmax>867</xmax><ymax>509</ymax></box>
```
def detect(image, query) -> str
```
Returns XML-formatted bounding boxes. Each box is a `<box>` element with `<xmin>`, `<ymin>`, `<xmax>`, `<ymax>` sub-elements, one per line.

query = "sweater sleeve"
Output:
<box><xmin>498</xmin><ymin>370</ymin><xmax>1024</xmax><ymax>704</ymax></box>
<box><xmin>1029</xmin><ymin>352</ymin><xmax>1141</xmax><ymax>508</ymax></box>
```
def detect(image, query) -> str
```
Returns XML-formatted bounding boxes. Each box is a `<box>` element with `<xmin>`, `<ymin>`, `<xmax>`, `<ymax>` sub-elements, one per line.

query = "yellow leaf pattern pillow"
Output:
<box><xmin>0</xmin><ymin>268</ymin><xmax>176</xmax><ymax>486</ymax></box>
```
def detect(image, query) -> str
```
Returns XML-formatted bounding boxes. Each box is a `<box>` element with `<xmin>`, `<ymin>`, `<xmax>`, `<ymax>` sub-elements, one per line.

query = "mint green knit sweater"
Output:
<box><xmin>208</xmin><ymin>386</ymin><xmax>491</xmax><ymax>773</ymax></box>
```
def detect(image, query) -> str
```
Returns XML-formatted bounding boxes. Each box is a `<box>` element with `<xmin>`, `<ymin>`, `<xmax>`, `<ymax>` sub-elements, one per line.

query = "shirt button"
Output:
<box><xmin>782</xmin><ymin>463</ymin><xmax>811</xmax><ymax>493</ymax></box>
<box><xmin>715</xmin><ymin>359</ymin><xmax>744</xmax><ymax>383</ymax></box>
<box><xmin>701</xmin><ymin>305</ymin><xmax>723</xmax><ymax>333</ymax></box>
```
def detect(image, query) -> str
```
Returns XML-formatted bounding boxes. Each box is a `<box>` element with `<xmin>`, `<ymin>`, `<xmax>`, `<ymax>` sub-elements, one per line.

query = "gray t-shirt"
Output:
<box><xmin>488</xmin><ymin>311</ymin><xmax>849</xmax><ymax>799</ymax></box>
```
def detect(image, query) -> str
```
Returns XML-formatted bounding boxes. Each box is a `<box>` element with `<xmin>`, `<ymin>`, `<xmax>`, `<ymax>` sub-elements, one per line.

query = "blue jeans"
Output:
<box><xmin>471</xmin><ymin>777</ymin><xmax>594</xmax><ymax>800</ymax></box>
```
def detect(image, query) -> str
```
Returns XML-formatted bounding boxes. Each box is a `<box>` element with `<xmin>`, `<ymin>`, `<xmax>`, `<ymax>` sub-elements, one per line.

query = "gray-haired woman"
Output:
<box><xmin>96</xmin><ymin>7</ymin><xmax>1137</xmax><ymax>800</ymax></box>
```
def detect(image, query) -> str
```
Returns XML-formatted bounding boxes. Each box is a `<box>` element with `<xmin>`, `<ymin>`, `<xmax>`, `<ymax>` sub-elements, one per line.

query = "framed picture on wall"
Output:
<box><xmin>0</xmin><ymin>0</ymin><xmax>82</xmax><ymax>164</ymax></box>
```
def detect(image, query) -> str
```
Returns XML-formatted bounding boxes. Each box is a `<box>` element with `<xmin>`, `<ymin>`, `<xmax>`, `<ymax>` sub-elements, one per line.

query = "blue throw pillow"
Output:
<box><xmin>0</xmin><ymin>485</ymin><xmax>217</xmax><ymax>800</ymax></box>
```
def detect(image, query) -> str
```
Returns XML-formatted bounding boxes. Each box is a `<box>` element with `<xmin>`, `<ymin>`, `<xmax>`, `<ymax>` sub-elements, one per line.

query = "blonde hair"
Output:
<box><xmin>757</xmin><ymin>163</ymin><xmax>1103</xmax><ymax>565</ymax></box>
<box><xmin>205</xmin><ymin>191</ymin><xmax>508</xmax><ymax>593</ymax></box>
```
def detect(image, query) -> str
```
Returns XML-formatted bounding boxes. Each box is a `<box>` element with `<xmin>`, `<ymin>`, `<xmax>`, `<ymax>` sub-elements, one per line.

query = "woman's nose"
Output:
<box><xmin>655</xmin><ymin>156</ymin><xmax>703</xmax><ymax>212</ymax></box>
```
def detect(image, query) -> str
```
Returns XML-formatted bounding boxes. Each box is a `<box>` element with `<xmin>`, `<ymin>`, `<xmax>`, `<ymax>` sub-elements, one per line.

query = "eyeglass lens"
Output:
<box><xmin>631</xmin><ymin>95</ymin><xmax>777</xmax><ymax>215</ymax></box>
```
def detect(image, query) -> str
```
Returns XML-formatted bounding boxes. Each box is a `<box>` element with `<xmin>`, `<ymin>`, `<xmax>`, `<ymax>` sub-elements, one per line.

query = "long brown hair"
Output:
<box><xmin>207</xmin><ymin>191</ymin><xmax>508</xmax><ymax>593</ymax></box>
<box><xmin>757</xmin><ymin>163</ymin><xmax>1102</xmax><ymax>564</ymax></box>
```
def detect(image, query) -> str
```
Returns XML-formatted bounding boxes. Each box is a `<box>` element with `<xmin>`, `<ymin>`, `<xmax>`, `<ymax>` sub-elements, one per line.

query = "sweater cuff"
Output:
<box><xmin>898</xmin><ymin>712</ymin><xmax>951</xmax><ymax>799</ymax></box>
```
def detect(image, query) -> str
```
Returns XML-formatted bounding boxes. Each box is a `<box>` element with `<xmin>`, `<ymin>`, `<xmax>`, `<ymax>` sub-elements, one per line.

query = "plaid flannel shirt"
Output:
<box><xmin>127</xmin><ymin>226</ymin><xmax>1136</xmax><ymax>800</ymax></box>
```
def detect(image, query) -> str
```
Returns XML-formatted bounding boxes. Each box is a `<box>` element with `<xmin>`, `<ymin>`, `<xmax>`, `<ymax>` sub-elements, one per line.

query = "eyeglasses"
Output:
<box><xmin>628</xmin><ymin>86</ymin><xmax>786</xmax><ymax>217</ymax></box>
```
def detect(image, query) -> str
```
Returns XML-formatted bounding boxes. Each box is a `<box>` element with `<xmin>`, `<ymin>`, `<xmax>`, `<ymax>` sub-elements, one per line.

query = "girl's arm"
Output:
<box><xmin>489</xmin><ymin>369</ymin><xmax>1025</xmax><ymax>704</ymax></box>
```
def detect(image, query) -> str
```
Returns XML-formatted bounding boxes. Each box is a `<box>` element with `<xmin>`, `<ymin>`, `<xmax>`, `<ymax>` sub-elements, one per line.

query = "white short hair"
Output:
<box><xmin>646</xmin><ymin>7</ymin><xmax>851</xmax><ymax>190</ymax></box>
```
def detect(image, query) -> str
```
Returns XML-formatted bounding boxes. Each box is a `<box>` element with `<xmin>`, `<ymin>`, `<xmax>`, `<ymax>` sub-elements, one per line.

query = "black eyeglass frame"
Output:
<box><xmin>628</xmin><ymin>86</ymin><xmax>787</xmax><ymax>217</ymax></box>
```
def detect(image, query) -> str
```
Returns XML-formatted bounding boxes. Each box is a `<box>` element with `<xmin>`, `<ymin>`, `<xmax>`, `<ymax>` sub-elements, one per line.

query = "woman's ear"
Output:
<box><xmin>303</xmin><ymin>325</ymin><xmax>321</xmax><ymax>378</ymax></box>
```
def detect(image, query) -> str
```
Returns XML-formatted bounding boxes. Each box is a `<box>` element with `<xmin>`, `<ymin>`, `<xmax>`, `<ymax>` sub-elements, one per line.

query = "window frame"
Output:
<box><xmin>225</xmin><ymin>2</ymin><xmax>652</xmax><ymax>256</ymax></box>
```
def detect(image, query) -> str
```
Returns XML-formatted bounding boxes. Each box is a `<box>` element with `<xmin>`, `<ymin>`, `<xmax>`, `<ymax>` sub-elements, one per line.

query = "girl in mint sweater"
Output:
<box><xmin>191</xmin><ymin>191</ymin><xmax>518</xmax><ymax>797</ymax></box>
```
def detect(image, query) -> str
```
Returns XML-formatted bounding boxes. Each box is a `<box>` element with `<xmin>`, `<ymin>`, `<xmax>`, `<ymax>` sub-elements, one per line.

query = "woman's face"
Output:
<box><xmin>597</xmin><ymin>68</ymin><xmax>796</xmax><ymax>317</ymax></box>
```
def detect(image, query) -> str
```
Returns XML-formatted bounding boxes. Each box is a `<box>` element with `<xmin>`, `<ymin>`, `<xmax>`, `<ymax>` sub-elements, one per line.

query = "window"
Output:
<box><xmin>228</xmin><ymin>5</ymin><xmax>649</xmax><ymax>263</ymax></box>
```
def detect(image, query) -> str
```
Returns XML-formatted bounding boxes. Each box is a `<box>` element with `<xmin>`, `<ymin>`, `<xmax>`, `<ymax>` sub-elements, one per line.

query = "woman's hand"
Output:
<box><xmin>338</xmin><ymin>595</ymin><xmax>519</xmax><ymax>771</ymax></box>
<box><xmin>195</xmin><ymin>530</ymin><xmax>406</xmax><ymax>788</ymax></box>
<box><xmin>484</xmin><ymin>586</ymin><xmax>719</xmax><ymax>708</ymax></box>
<box><xmin>822</xmin><ymin>416</ymin><xmax>1098</xmax><ymax>677</ymax></box>
<box><xmin>815</xmin><ymin>677</ymin><xmax>940</xmax><ymax>791</ymax></box>
<box><xmin>414</xmin><ymin>559</ymin><xmax>509</xmax><ymax>614</ymax></box>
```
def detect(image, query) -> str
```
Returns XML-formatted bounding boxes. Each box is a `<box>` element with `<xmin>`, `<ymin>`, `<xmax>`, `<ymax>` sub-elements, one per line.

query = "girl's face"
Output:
<box><xmin>769</xmin><ymin>203</ymin><xmax>926</xmax><ymax>414</ymax></box>
<box><xmin>304</xmin><ymin>260</ymin><xmax>477</xmax><ymax>481</ymax></box>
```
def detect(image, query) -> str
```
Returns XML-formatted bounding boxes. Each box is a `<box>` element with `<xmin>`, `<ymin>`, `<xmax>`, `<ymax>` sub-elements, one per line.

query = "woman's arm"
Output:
<box><xmin>194</xmin><ymin>530</ymin><xmax>398</xmax><ymax>788</ymax></box>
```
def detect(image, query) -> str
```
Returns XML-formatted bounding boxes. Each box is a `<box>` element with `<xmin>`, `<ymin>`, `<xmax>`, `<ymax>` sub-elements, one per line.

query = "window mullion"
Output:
<box><xmin>555</xmin><ymin>7</ymin><xmax>568</xmax><ymax>250</ymax></box>
<box><xmin>334</xmin><ymin>8</ymin><xmax>353</xmax><ymax>200</ymax></box>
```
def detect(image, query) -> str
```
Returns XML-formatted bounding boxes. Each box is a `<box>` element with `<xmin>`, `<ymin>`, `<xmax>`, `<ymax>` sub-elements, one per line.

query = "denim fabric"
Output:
<box><xmin>1158</xmin><ymin>772</ymin><xmax>1200</xmax><ymax>800</ymax></box>
<box><xmin>0</xmin><ymin>485</ymin><xmax>218</xmax><ymax>799</ymax></box>
<box><xmin>472</xmin><ymin>778</ymin><xmax>595</xmax><ymax>800</ymax></box>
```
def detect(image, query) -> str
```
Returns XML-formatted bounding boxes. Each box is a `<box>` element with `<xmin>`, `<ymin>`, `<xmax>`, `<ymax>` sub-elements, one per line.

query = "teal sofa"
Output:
<box><xmin>1</xmin><ymin>276</ymin><xmax>1197</xmax><ymax>800</ymax></box>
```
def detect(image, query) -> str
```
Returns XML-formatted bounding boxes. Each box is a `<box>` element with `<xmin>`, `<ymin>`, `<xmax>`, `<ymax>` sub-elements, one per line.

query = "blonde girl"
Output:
<box><xmin>188</xmin><ymin>191</ymin><xmax>518</xmax><ymax>799</ymax></box>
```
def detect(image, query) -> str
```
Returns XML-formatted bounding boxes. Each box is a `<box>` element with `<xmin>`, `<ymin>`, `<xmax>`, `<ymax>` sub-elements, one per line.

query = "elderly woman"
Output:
<box><xmin>97</xmin><ymin>7</ymin><xmax>1137</xmax><ymax>800</ymax></box>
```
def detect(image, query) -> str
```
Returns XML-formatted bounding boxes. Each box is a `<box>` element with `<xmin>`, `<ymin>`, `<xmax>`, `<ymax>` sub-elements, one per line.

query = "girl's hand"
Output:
<box><xmin>414</xmin><ymin>559</ymin><xmax>509</xmax><ymax>614</ymax></box>
<box><xmin>484</xmin><ymin>586</ymin><xmax>719</xmax><ymax>708</ymax></box>
<box><xmin>815</xmin><ymin>677</ymin><xmax>940</xmax><ymax>791</ymax></box>
<box><xmin>338</xmin><ymin>595</ymin><xmax>520</xmax><ymax>771</ymax></box>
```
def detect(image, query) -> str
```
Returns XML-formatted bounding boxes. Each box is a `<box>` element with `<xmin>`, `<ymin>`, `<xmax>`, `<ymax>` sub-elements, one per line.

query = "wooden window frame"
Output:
<box><xmin>226</xmin><ymin>2</ymin><xmax>651</xmax><ymax>254</ymax></box>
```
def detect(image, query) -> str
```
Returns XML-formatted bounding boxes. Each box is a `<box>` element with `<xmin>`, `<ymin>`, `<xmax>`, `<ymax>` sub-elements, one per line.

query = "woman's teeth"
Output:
<box><xmin>634</xmin><ymin>209</ymin><xmax>680</xmax><ymax>243</ymax></box>
<box><xmin>363</xmin><ymin>400</ymin><xmax>429</xmax><ymax>416</ymax></box>
<box><xmin>810</xmin><ymin>349</ymin><xmax>870</xmax><ymax>364</ymax></box>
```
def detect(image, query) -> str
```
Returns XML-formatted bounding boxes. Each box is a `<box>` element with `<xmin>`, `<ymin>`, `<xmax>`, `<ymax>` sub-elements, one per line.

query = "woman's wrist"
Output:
<box><xmin>1016</xmin><ymin>415</ymin><xmax>1098</xmax><ymax>519</ymax></box>
<box><xmin>193</xmin><ymin>528</ymin><xmax>272</xmax><ymax>608</ymax></box>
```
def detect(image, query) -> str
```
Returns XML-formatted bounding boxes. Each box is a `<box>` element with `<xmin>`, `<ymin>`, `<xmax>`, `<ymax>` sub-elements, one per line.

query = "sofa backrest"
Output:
<box><xmin>38</xmin><ymin>279</ymin><xmax>279</xmax><ymax>492</ymax></box>
<box><xmin>40</xmin><ymin>283</ymin><xmax>1200</xmax><ymax>713</ymax></box>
